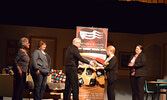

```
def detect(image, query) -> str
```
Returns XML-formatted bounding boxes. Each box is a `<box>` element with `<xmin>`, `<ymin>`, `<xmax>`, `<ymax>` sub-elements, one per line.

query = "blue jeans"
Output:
<box><xmin>32</xmin><ymin>72</ymin><xmax>48</xmax><ymax>100</ymax></box>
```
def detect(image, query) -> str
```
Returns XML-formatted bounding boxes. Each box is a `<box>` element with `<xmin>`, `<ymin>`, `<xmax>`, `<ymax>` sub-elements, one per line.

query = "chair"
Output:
<box><xmin>157</xmin><ymin>79</ymin><xmax>167</xmax><ymax>89</ymax></box>
<box><xmin>156</xmin><ymin>79</ymin><xmax>167</xmax><ymax>100</ymax></box>
<box><xmin>144</xmin><ymin>80</ymin><xmax>155</xmax><ymax>100</ymax></box>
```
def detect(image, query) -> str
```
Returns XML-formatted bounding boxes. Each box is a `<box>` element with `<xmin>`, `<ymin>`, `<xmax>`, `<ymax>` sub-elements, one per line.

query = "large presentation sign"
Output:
<box><xmin>76</xmin><ymin>26</ymin><xmax>108</xmax><ymax>100</ymax></box>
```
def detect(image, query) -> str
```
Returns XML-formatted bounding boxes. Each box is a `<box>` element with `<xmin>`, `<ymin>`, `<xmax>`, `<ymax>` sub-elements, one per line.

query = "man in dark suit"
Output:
<box><xmin>63</xmin><ymin>38</ymin><xmax>94</xmax><ymax>100</ymax></box>
<box><xmin>104</xmin><ymin>45</ymin><xmax>118</xmax><ymax>100</ymax></box>
<box><xmin>128</xmin><ymin>45</ymin><xmax>147</xmax><ymax>100</ymax></box>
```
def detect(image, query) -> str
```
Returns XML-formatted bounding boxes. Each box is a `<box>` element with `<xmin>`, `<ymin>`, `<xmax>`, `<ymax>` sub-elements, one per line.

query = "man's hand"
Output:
<box><xmin>93</xmin><ymin>60</ymin><xmax>98</xmax><ymax>66</ymax></box>
<box><xmin>89</xmin><ymin>60</ymin><xmax>95</xmax><ymax>67</ymax></box>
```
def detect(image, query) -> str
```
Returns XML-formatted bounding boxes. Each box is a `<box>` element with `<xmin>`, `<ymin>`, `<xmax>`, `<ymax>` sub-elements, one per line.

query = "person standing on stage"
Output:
<box><xmin>30</xmin><ymin>40</ymin><xmax>51</xmax><ymax>100</ymax></box>
<box><xmin>104</xmin><ymin>45</ymin><xmax>118</xmax><ymax>100</ymax></box>
<box><xmin>63</xmin><ymin>38</ymin><xmax>94</xmax><ymax>100</ymax></box>
<box><xmin>12</xmin><ymin>37</ymin><xmax>30</xmax><ymax>100</ymax></box>
<box><xmin>128</xmin><ymin>44</ymin><xmax>147</xmax><ymax>100</ymax></box>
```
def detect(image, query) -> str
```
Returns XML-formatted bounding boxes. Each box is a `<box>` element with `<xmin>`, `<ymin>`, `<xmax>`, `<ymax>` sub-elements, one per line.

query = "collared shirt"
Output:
<box><xmin>104</xmin><ymin>54</ymin><xmax>114</xmax><ymax>65</ymax></box>
<box><xmin>130</xmin><ymin>54</ymin><xmax>138</xmax><ymax>76</ymax></box>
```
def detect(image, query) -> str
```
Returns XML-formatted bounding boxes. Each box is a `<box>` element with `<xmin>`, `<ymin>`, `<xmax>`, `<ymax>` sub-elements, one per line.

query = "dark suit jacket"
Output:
<box><xmin>30</xmin><ymin>49</ymin><xmax>51</xmax><ymax>75</ymax></box>
<box><xmin>129</xmin><ymin>52</ymin><xmax>147</xmax><ymax>77</ymax></box>
<box><xmin>105</xmin><ymin>56</ymin><xmax>118</xmax><ymax>85</ymax></box>
<box><xmin>65</xmin><ymin>45</ymin><xmax>89</xmax><ymax>67</ymax></box>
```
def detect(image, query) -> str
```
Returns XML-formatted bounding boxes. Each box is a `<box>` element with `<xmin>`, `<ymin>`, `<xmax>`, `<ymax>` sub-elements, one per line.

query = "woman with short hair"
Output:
<box><xmin>30</xmin><ymin>40</ymin><xmax>51</xmax><ymax>100</ymax></box>
<box><xmin>128</xmin><ymin>44</ymin><xmax>147</xmax><ymax>100</ymax></box>
<box><xmin>12</xmin><ymin>37</ymin><xmax>30</xmax><ymax>100</ymax></box>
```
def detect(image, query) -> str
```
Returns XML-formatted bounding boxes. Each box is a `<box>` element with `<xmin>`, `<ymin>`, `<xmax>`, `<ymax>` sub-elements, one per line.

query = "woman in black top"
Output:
<box><xmin>12</xmin><ymin>37</ymin><xmax>30</xmax><ymax>100</ymax></box>
<box><xmin>104</xmin><ymin>45</ymin><xmax>118</xmax><ymax>100</ymax></box>
<box><xmin>128</xmin><ymin>45</ymin><xmax>147</xmax><ymax>100</ymax></box>
<box><xmin>94</xmin><ymin>45</ymin><xmax>118</xmax><ymax>100</ymax></box>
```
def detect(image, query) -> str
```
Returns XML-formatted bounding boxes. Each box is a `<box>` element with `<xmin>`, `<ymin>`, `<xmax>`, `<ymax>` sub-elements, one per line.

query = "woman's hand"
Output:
<box><xmin>17</xmin><ymin>66</ymin><xmax>22</xmax><ymax>76</ymax></box>
<box><xmin>48</xmin><ymin>73</ymin><xmax>51</xmax><ymax>76</ymax></box>
<box><xmin>128</xmin><ymin>62</ymin><xmax>133</xmax><ymax>67</ymax></box>
<box><xmin>36</xmin><ymin>70</ymin><xmax>40</xmax><ymax>75</ymax></box>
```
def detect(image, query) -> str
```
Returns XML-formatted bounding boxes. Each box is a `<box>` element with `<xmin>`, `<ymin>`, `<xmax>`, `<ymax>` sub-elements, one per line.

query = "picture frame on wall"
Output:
<box><xmin>6</xmin><ymin>40</ymin><xmax>18</xmax><ymax>67</ymax></box>
<box><xmin>62</xmin><ymin>48</ymin><xmax>67</xmax><ymax>66</ymax></box>
<box><xmin>119</xmin><ymin>51</ymin><xmax>134</xmax><ymax>70</ymax></box>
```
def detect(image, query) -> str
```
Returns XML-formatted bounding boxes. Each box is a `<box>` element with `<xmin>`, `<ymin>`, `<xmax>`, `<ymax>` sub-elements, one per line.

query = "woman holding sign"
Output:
<box><xmin>94</xmin><ymin>45</ymin><xmax>118</xmax><ymax>100</ymax></box>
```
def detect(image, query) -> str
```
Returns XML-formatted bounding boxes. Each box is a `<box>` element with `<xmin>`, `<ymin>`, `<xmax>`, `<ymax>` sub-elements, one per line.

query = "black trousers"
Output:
<box><xmin>130</xmin><ymin>76</ymin><xmax>145</xmax><ymax>100</ymax></box>
<box><xmin>32</xmin><ymin>72</ymin><xmax>48</xmax><ymax>100</ymax></box>
<box><xmin>107</xmin><ymin>80</ymin><xmax>117</xmax><ymax>100</ymax></box>
<box><xmin>64</xmin><ymin>67</ymin><xmax>79</xmax><ymax>100</ymax></box>
<box><xmin>12</xmin><ymin>72</ymin><xmax>26</xmax><ymax>100</ymax></box>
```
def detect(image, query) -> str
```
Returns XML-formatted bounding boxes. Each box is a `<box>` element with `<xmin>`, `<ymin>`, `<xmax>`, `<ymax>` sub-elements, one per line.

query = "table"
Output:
<box><xmin>0</xmin><ymin>74</ymin><xmax>13</xmax><ymax>97</ymax></box>
<box><xmin>147</xmin><ymin>81</ymin><xmax>167</xmax><ymax>100</ymax></box>
<box><xmin>50</xmin><ymin>88</ymin><xmax>64</xmax><ymax>100</ymax></box>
